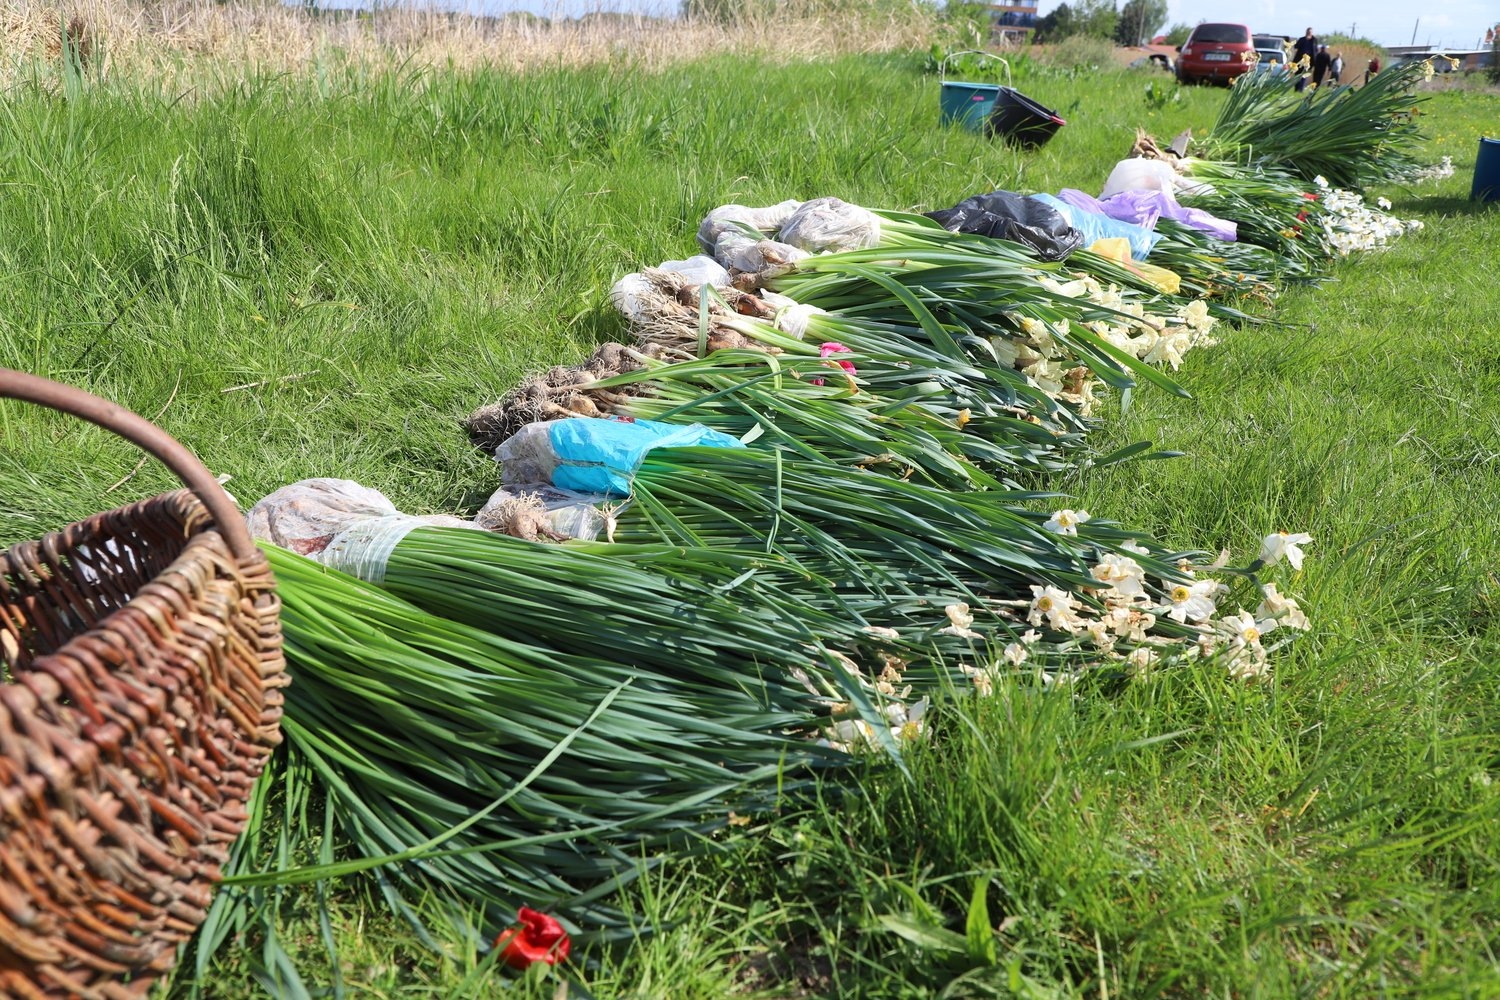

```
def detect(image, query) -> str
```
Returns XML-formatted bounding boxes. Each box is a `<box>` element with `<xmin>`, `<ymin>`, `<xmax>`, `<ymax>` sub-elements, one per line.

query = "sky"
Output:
<box><xmin>300</xmin><ymin>0</ymin><xmax>1498</xmax><ymax>51</ymax></box>
<box><xmin>1037</xmin><ymin>0</ymin><xmax>1499</xmax><ymax>50</ymax></box>
<box><xmin>304</xmin><ymin>0</ymin><xmax>681</xmax><ymax>17</ymax></box>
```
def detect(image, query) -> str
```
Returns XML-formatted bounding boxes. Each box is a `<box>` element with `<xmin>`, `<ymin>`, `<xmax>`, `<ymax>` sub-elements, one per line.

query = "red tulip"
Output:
<box><xmin>494</xmin><ymin>907</ymin><xmax>571</xmax><ymax>969</ymax></box>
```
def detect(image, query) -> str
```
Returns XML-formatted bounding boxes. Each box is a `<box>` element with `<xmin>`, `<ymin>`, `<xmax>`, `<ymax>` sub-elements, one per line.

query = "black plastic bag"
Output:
<box><xmin>924</xmin><ymin>191</ymin><xmax>1085</xmax><ymax>261</ymax></box>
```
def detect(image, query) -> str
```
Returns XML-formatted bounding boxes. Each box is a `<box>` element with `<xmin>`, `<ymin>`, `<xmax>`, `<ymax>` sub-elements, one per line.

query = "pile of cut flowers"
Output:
<box><xmin>176</xmin><ymin>55</ymin><xmax>1452</xmax><ymax>995</ymax></box>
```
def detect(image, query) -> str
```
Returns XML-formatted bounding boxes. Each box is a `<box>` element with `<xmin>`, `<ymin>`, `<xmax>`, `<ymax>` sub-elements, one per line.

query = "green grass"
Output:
<box><xmin>3</xmin><ymin>48</ymin><xmax>1499</xmax><ymax>999</ymax></box>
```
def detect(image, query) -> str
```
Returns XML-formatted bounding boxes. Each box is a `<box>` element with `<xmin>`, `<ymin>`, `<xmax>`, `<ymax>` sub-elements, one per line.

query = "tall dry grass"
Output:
<box><xmin>3</xmin><ymin>0</ymin><xmax>937</xmax><ymax>87</ymax></box>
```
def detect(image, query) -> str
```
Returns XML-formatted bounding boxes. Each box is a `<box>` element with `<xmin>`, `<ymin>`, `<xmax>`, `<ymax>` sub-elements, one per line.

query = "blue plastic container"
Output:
<box><xmin>940</xmin><ymin>81</ymin><xmax>1002</xmax><ymax>132</ymax></box>
<box><xmin>938</xmin><ymin>51</ymin><xmax>1009</xmax><ymax>133</ymax></box>
<box><xmin>1472</xmin><ymin>136</ymin><xmax>1500</xmax><ymax>201</ymax></box>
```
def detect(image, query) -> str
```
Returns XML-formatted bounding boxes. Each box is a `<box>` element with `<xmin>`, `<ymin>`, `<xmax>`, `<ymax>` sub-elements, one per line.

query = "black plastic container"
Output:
<box><xmin>989</xmin><ymin>88</ymin><xmax>1066</xmax><ymax>149</ymax></box>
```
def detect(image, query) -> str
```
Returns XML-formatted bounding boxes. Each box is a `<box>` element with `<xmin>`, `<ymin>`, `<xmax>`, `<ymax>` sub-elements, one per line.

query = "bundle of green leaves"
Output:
<box><xmin>1194</xmin><ymin>60</ymin><xmax>1429</xmax><ymax>190</ymax></box>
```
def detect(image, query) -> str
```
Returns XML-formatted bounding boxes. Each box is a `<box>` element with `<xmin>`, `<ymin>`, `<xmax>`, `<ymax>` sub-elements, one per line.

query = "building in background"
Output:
<box><xmin>987</xmin><ymin>0</ymin><xmax>1037</xmax><ymax>43</ymax></box>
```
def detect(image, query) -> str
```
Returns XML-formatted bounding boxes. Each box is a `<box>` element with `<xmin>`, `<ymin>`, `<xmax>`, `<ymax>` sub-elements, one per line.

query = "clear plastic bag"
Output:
<box><xmin>776</xmin><ymin>197</ymin><xmax>882</xmax><ymax>253</ymax></box>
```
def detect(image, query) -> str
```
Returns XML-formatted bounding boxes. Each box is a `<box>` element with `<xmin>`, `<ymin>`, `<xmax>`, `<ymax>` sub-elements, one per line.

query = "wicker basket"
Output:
<box><xmin>0</xmin><ymin>369</ymin><xmax>288</xmax><ymax>998</ymax></box>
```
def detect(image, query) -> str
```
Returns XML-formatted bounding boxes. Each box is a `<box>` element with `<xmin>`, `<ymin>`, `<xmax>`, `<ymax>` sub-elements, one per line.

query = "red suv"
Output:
<box><xmin>1176</xmin><ymin>23</ymin><xmax>1255</xmax><ymax>84</ymax></box>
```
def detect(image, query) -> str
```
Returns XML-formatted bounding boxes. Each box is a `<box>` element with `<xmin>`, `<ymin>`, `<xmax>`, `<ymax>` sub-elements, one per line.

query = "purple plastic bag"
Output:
<box><xmin>1057</xmin><ymin>187</ymin><xmax>1237</xmax><ymax>242</ymax></box>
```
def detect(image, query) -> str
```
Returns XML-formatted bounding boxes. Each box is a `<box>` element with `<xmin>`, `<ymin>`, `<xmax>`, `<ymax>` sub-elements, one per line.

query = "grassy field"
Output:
<box><xmin>3</xmin><ymin>28</ymin><xmax>1499</xmax><ymax>1000</ymax></box>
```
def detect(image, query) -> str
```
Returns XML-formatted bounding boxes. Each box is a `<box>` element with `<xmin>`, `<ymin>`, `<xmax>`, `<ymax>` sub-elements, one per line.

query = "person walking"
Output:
<box><xmin>1330</xmin><ymin>50</ymin><xmax>1344</xmax><ymax>85</ymax></box>
<box><xmin>1312</xmin><ymin>44</ymin><xmax>1332</xmax><ymax>87</ymax></box>
<box><xmin>1365</xmin><ymin>56</ymin><xmax>1381</xmax><ymax>83</ymax></box>
<box><xmin>1292</xmin><ymin>27</ymin><xmax>1318</xmax><ymax>91</ymax></box>
<box><xmin>1293</xmin><ymin>27</ymin><xmax>1319</xmax><ymax>69</ymax></box>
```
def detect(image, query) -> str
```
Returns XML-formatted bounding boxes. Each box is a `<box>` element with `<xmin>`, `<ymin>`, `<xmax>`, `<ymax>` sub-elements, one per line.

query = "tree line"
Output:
<box><xmin>1029</xmin><ymin>0</ymin><xmax>1182</xmax><ymax>47</ymax></box>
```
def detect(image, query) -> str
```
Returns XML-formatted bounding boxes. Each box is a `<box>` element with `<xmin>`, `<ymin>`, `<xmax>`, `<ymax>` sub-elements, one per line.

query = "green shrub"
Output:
<box><xmin>1036</xmin><ymin>33</ymin><xmax>1118</xmax><ymax>72</ymax></box>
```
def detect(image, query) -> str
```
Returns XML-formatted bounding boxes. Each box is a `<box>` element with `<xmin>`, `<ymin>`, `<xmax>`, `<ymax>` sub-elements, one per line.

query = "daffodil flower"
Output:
<box><xmin>1028</xmin><ymin>585</ymin><xmax>1083</xmax><ymax>632</ymax></box>
<box><xmin>1043</xmin><ymin>508</ymin><xmax>1090</xmax><ymax>536</ymax></box>
<box><xmin>1164</xmin><ymin>578</ymin><xmax>1220</xmax><ymax>623</ymax></box>
<box><xmin>1258</xmin><ymin>530</ymin><xmax>1313</xmax><ymax>569</ymax></box>
<box><xmin>1222</xmin><ymin>639</ymin><xmax>1269</xmax><ymax>680</ymax></box>
<box><xmin>1219</xmin><ymin>609</ymin><xmax>1277</xmax><ymax>646</ymax></box>
<box><xmin>1091</xmin><ymin>553</ymin><xmax>1146</xmax><ymax>598</ymax></box>
<box><xmin>1256</xmin><ymin>583</ymin><xmax>1310</xmax><ymax>630</ymax></box>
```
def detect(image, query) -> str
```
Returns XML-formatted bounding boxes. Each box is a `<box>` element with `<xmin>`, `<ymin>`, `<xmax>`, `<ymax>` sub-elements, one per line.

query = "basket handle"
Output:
<box><xmin>0</xmin><ymin>368</ymin><xmax>258</xmax><ymax>561</ymax></box>
<box><xmin>939</xmin><ymin>50</ymin><xmax>1012</xmax><ymax>89</ymax></box>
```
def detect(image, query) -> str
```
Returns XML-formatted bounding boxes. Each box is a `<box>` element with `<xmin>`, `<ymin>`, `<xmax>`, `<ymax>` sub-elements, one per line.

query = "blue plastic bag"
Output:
<box><xmin>497</xmin><ymin>416</ymin><xmax>746</xmax><ymax>498</ymax></box>
<box><xmin>1028</xmin><ymin>193</ymin><xmax>1161</xmax><ymax>261</ymax></box>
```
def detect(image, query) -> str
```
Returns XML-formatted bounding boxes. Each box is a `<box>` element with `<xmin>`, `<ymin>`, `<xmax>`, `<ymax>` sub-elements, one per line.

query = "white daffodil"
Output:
<box><xmin>1256</xmin><ymin>583</ymin><xmax>1310</xmax><ymax>630</ymax></box>
<box><xmin>1018</xmin><ymin>316</ymin><xmax>1060</xmax><ymax>356</ymax></box>
<box><xmin>1028</xmin><ymin>585</ymin><xmax>1084</xmax><ymax>632</ymax></box>
<box><xmin>1219</xmin><ymin>609</ymin><xmax>1277</xmax><ymax>646</ymax></box>
<box><xmin>1002</xmin><ymin>641</ymin><xmax>1029</xmax><ymax>666</ymax></box>
<box><xmin>939</xmin><ymin>603</ymin><xmax>983</xmax><ymax>639</ymax></box>
<box><xmin>1058</xmin><ymin>377</ymin><xmax>1098</xmax><ymax>417</ymax></box>
<box><xmin>1222</xmin><ymin>640</ymin><xmax>1269</xmax><ymax>680</ymax></box>
<box><xmin>1084</xmin><ymin>619</ymin><xmax>1115</xmax><ymax>651</ymax></box>
<box><xmin>1023</xmin><ymin>359</ymin><xmax>1063</xmax><ymax>395</ymax></box>
<box><xmin>963</xmin><ymin>663</ymin><xmax>995</xmax><ymax>697</ymax></box>
<box><xmin>1178</xmin><ymin>299</ymin><xmax>1213</xmax><ymax>335</ymax></box>
<box><xmin>890</xmin><ymin>697</ymin><xmax>929</xmax><ymax>742</ymax></box>
<box><xmin>989</xmin><ymin>337</ymin><xmax>1021</xmax><ymax>368</ymax></box>
<box><xmin>1143</xmin><ymin>330</ymin><xmax>1193</xmax><ymax>370</ymax></box>
<box><xmin>826</xmin><ymin>718</ymin><xmax>876</xmax><ymax>751</ymax></box>
<box><xmin>1125</xmin><ymin>609</ymin><xmax>1156</xmax><ymax>641</ymax></box>
<box><xmin>1126</xmin><ymin>646</ymin><xmax>1158</xmax><ymax>672</ymax></box>
<box><xmin>1038</xmin><ymin>276</ymin><xmax>1089</xmax><ymax>299</ymax></box>
<box><xmin>1043</xmin><ymin>508</ymin><xmax>1091</xmax><ymax>536</ymax></box>
<box><xmin>1126</xmin><ymin>329</ymin><xmax>1159</xmax><ymax>360</ymax></box>
<box><xmin>1102</xmin><ymin>605</ymin><xmax>1155</xmax><ymax>641</ymax></box>
<box><xmin>1258</xmin><ymin>530</ymin><xmax>1313</xmax><ymax>570</ymax></box>
<box><xmin>1164</xmin><ymin>578</ymin><xmax>1220</xmax><ymax>623</ymax></box>
<box><xmin>1091</xmin><ymin>553</ymin><xmax>1146</xmax><ymax>599</ymax></box>
<box><xmin>1097</xmin><ymin>324</ymin><xmax>1137</xmax><ymax>354</ymax></box>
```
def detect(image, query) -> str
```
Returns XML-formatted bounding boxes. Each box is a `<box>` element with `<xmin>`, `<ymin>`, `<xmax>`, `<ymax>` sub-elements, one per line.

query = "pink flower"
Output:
<box><xmin>818</xmin><ymin>342</ymin><xmax>858</xmax><ymax>374</ymax></box>
<box><xmin>811</xmin><ymin>342</ymin><xmax>857</xmax><ymax>386</ymax></box>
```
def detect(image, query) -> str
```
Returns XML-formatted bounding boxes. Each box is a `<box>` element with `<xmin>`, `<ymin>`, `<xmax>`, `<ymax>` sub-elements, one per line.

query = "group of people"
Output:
<box><xmin>1290</xmin><ymin>27</ymin><xmax>1381</xmax><ymax>91</ymax></box>
<box><xmin>1292</xmin><ymin>27</ymin><xmax>1343</xmax><ymax>90</ymax></box>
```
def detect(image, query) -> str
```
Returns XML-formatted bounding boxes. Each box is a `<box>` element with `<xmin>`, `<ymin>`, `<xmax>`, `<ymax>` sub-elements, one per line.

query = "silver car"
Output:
<box><xmin>1252</xmin><ymin>47</ymin><xmax>1288</xmax><ymax>74</ymax></box>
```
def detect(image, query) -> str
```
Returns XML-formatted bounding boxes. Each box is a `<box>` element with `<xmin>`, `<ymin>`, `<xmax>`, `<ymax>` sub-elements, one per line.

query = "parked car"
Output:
<box><xmin>1252</xmin><ymin>47</ymin><xmax>1288</xmax><ymax>74</ymax></box>
<box><xmin>1176</xmin><ymin>22</ymin><xmax>1255</xmax><ymax>85</ymax></box>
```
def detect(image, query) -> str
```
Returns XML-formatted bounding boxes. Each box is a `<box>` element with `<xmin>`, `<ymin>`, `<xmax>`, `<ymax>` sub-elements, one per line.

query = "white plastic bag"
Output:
<box><xmin>1100</xmin><ymin>157</ymin><xmax>1217</xmax><ymax>199</ymax></box>
<box><xmin>656</xmin><ymin>254</ymin><xmax>731</xmax><ymax>288</ymax></box>
<box><xmin>1099</xmin><ymin>158</ymin><xmax>1180</xmax><ymax>198</ymax></box>
<box><xmin>246</xmin><ymin>478</ymin><xmax>478</xmax><ymax>582</ymax></box>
